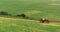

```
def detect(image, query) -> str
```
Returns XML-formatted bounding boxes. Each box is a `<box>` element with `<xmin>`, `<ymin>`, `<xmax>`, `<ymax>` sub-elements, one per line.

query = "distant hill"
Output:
<box><xmin>0</xmin><ymin>0</ymin><xmax>60</xmax><ymax>20</ymax></box>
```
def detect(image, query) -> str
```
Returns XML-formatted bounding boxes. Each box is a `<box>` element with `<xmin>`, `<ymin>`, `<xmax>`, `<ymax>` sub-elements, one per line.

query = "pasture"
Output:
<box><xmin>0</xmin><ymin>17</ymin><xmax>60</xmax><ymax>32</ymax></box>
<box><xmin>0</xmin><ymin>0</ymin><xmax>60</xmax><ymax>32</ymax></box>
<box><xmin>0</xmin><ymin>0</ymin><xmax>60</xmax><ymax>20</ymax></box>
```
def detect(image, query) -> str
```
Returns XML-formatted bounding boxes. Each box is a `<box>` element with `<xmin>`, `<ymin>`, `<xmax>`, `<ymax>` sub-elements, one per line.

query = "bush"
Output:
<box><xmin>0</xmin><ymin>11</ymin><xmax>8</xmax><ymax>15</ymax></box>
<box><xmin>16</xmin><ymin>14</ymin><xmax>26</xmax><ymax>18</ymax></box>
<box><xmin>20</xmin><ymin>14</ymin><xmax>26</xmax><ymax>18</ymax></box>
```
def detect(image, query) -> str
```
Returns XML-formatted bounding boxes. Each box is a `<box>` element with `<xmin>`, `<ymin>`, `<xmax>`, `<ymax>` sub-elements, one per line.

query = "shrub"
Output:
<box><xmin>0</xmin><ymin>11</ymin><xmax>8</xmax><ymax>15</ymax></box>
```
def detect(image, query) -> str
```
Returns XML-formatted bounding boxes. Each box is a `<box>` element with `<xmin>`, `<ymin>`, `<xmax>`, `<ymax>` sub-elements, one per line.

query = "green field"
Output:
<box><xmin>0</xmin><ymin>0</ymin><xmax>60</xmax><ymax>20</ymax></box>
<box><xmin>0</xmin><ymin>0</ymin><xmax>60</xmax><ymax>32</ymax></box>
<box><xmin>0</xmin><ymin>17</ymin><xmax>60</xmax><ymax>32</ymax></box>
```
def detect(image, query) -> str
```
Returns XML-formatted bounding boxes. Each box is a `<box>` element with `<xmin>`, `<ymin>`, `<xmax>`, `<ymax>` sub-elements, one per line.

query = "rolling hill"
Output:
<box><xmin>0</xmin><ymin>0</ymin><xmax>57</xmax><ymax>19</ymax></box>
<box><xmin>0</xmin><ymin>0</ymin><xmax>60</xmax><ymax>32</ymax></box>
<box><xmin>0</xmin><ymin>0</ymin><xmax>60</xmax><ymax>20</ymax></box>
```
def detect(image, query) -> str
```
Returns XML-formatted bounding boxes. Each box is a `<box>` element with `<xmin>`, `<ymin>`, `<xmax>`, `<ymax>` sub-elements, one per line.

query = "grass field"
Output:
<box><xmin>0</xmin><ymin>17</ymin><xmax>60</xmax><ymax>32</ymax></box>
<box><xmin>0</xmin><ymin>0</ymin><xmax>60</xmax><ymax>20</ymax></box>
<box><xmin>0</xmin><ymin>0</ymin><xmax>59</xmax><ymax>20</ymax></box>
<box><xmin>0</xmin><ymin>0</ymin><xmax>60</xmax><ymax>32</ymax></box>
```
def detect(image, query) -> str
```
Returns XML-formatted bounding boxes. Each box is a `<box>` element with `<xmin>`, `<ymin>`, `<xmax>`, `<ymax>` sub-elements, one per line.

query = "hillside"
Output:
<box><xmin>0</xmin><ymin>17</ymin><xmax>60</xmax><ymax>32</ymax></box>
<box><xmin>0</xmin><ymin>0</ymin><xmax>60</xmax><ymax>20</ymax></box>
<box><xmin>0</xmin><ymin>0</ymin><xmax>60</xmax><ymax>32</ymax></box>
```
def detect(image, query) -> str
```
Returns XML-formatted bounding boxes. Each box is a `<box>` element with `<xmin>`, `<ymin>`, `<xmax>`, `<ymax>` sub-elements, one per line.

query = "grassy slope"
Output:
<box><xmin>0</xmin><ymin>0</ymin><xmax>60</xmax><ymax>32</ymax></box>
<box><xmin>0</xmin><ymin>0</ymin><xmax>60</xmax><ymax>20</ymax></box>
<box><xmin>0</xmin><ymin>17</ymin><xmax>60</xmax><ymax>32</ymax></box>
